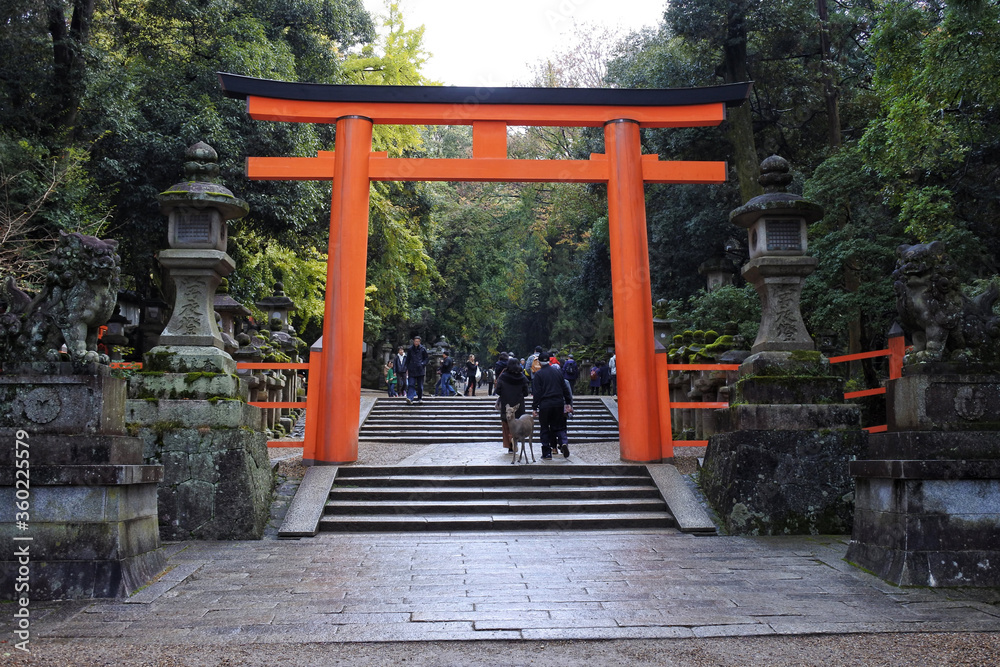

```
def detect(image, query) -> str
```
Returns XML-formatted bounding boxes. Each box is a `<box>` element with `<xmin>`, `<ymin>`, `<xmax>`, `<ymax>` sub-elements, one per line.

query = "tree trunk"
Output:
<box><xmin>720</xmin><ymin>0</ymin><xmax>762</xmax><ymax>203</ymax></box>
<box><xmin>47</xmin><ymin>0</ymin><xmax>97</xmax><ymax>132</ymax></box>
<box><xmin>816</xmin><ymin>0</ymin><xmax>842</xmax><ymax>150</ymax></box>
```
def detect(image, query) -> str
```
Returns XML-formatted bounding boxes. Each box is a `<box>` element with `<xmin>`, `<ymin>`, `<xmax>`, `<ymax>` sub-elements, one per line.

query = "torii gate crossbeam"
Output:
<box><xmin>219</xmin><ymin>73</ymin><xmax>752</xmax><ymax>465</ymax></box>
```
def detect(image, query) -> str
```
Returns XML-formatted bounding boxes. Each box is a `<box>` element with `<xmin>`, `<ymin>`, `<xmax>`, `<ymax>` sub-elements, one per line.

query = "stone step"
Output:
<box><xmin>318</xmin><ymin>511</ymin><xmax>677</xmax><ymax>532</ymax></box>
<box><xmin>335</xmin><ymin>464</ymin><xmax>645</xmax><ymax>476</ymax></box>
<box><xmin>279</xmin><ymin>463</ymin><xmax>714</xmax><ymax>537</ymax></box>
<box><xmin>327</xmin><ymin>485</ymin><xmax>663</xmax><ymax>501</ymax></box>
<box><xmin>357</xmin><ymin>434</ymin><xmax>618</xmax><ymax>443</ymax></box>
<box><xmin>324</xmin><ymin>497</ymin><xmax>668</xmax><ymax>515</ymax></box>
<box><xmin>332</xmin><ymin>474</ymin><xmax>652</xmax><ymax>488</ymax></box>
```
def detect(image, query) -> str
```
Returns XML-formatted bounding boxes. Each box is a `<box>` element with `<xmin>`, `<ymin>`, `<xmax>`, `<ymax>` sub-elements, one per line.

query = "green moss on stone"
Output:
<box><xmin>184</xmin><ymin>372</ymin><xmax>223</xmax><ymax>383</ymax></box>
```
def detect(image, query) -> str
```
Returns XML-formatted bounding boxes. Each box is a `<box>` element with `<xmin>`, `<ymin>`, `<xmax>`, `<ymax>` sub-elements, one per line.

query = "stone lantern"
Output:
<box><xmin>124</xmin><ymin>141</ymin><xmax>272</xmax><ymax>543</ymax></box>
<box><xmin>256</xmin><ymin>281</ymin><xmax>296</xmax><ymax>333</ymax></box>
<box><xmin>729</xmin><ymin>155</ymin><xmax>823</xmax><ymax>356</ymax></box>
<box><xmin>697</xmin><ymin>253</ymin><xmax>736</xmax><ymax>292</ymax></box>
<box><xmin>153</xmin><ymin>141</ymin><xmax>248</xmax><ymax>368</ymax></box>
<box><xmin>213</xmin><ymin>278</ymin><xmax>252</xmax><ymax>341</ymax></box>
<box><xmin>698</xmin><ymin>155</ymin><xmax>864</xmax><ymax>537</ymax></box>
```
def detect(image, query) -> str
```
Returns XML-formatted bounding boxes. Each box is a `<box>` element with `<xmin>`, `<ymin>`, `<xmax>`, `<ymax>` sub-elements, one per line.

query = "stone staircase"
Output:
<box><xmin>359</xmin><ymin>395</ymin><xmax>619</xmax><ymax>444</ymax></box>
<box><xmin>316</xmin><ymin>464</ymin><xmax>675</xmax><ymax>532</ymax></box>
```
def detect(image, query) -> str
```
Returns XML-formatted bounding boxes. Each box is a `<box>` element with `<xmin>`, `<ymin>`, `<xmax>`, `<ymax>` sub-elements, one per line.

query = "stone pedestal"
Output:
<box><xmin>702</xmin><ymin>351</ymin><xmax>864</xmax><ymax>535</ymax></box>
<box><xmin>847</xmin><ymin>368</ymin><xmax>1000</xmax><ymax>586</ymax></box>
<box><xmin>701</xmin><ymin>352</ymin><xmax>866</xmax><ymax>535</ymax></box>
<box><xmin>156</xmin><ymin>249</ymin><xmax>235</xmax><ymax>350</ymax></box>
<box><xmin>0</xmin><ymin>371</ymin><xmax>165</xmax><ymax>599</ymax></box>
<box><xmin>126</xmin><ymin>349</ymin><xmax>273</xmax><ymax>541</ymax></box>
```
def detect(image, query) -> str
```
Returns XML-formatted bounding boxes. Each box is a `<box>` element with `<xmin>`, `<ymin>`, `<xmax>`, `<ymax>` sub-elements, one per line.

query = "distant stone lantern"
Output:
<box><xmin>214</xmin><ymin>278</ymin><xmax>251</xmax><ymax>340</ymax></box>
<box><xmin>697</xmin><ymin>253</ymin><xmax>736</xmax><ymax>292</ymax></box>
<box><xmin>256</xmin><ymin>282</ymin><xmax>296</xmax><ymax>333</ymax></box>
<box><xmin>729</xmin><ymin>155</ymin><xmax>823</xmax><ymax>354</ymax></box>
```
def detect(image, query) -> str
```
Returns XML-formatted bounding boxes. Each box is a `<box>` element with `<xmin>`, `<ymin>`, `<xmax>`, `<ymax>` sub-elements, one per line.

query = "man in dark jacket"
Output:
<box><xmin>404</xmin><ymin>336</ymin><xmax>429</xmax><ymax>404</ymax></box>
<box><xmin>531</xmin><ymin>352</ymin><xmax>573</xmax><ymax>459</ymax></box>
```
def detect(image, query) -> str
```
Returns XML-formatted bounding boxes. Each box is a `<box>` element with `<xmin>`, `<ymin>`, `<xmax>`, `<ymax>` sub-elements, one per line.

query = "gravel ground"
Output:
<box><xmin>6</xmin><ymin>632</ymin><xmax>1000</xmax><ymax>666</ymax></box>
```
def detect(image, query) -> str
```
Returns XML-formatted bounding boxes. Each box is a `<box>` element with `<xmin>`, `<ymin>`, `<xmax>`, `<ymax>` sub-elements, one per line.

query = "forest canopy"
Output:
<box><xmin>3</xmin><ymin>0</ymin><xmax>999</xmax><ymax>380</ymax></box>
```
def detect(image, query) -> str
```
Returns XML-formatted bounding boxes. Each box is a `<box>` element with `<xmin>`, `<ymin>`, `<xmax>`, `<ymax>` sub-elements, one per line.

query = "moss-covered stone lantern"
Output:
<box><xmin>152</xmin><ymin>142</ymin><xmax>248</xmax><ymax>365</ymax></box>
<box><xmin>729</xmin><ymin>155</ymin><xmax>823</xmax><ymax>355</ymax></box>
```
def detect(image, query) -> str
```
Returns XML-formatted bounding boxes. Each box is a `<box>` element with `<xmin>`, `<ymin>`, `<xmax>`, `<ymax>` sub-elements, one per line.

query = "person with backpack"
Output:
<box><xmin>484</xmin><ymin>366</ymin><xmax>496</xmax><ymax>395</ymax></box>
<box><xmin>600</xmin><ymin>357</ymin><xmax>613</xmax><ymax>395</ymax></box>
<box><xmin>563</xmin><ymin>354</ymin><xmax>579</xmax><ymax>394</ymax></box>
<box><xmin>589</xmin><ymin>360</ymin><xmax>603</xmax><ymax>395</ymax></box>
<box><xmin>524</xmin><ymin>346</ymin><xmax>543</xmax><ymax>379</ymax></box>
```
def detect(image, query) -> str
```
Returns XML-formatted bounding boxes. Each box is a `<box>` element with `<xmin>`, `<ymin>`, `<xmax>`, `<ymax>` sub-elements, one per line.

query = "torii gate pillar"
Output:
<box><xmin>314</xmin><ymin>115</ymin><xmax>373</xmax><ymax>464</ymax></box>
<box><xmin>605</xmin><ymin>120</ymin><xmax>661</xmax><ymax>461</ymax></box>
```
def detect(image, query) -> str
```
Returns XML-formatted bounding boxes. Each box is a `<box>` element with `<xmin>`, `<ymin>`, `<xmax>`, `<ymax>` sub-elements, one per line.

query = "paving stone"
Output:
<box><xmin>9</xmin><ymin>531</ymin><xmax>1000</xmax><ymax>645</ymax></box>
<box><xmin>693</xmin><ymin>623</ymin><xmax>775</xmax><ymax>637</ymax></box>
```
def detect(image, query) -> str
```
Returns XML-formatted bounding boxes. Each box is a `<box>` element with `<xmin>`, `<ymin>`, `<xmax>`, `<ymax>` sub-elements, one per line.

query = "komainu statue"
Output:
<box><xmin>0</xmin><ymin>232</ymin><xmax>121</xmax><ymax>370</ymax></box>
<box><xmin>893</xmin><ymin>241</ymin><xmax>1000</xmax><ymax>364</ymax></box>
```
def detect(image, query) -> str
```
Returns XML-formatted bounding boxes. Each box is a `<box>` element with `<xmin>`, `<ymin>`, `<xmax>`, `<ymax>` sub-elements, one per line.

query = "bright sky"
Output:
<box><xmin>360</xmin><ymin>0</ymin><xmax>668</xmax><ymax>87</ymax></box>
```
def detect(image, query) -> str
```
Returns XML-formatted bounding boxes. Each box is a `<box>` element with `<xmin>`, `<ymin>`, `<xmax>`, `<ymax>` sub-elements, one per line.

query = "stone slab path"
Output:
<box><xmin>12</xmin><ymin>533</ymin><xmax>1000</xmax><ymax>645</ymax></box>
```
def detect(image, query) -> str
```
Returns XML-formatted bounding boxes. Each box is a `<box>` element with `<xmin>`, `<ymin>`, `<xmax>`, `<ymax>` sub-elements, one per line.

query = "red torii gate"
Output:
<box><xmin>219</xmin><ymin>73</ymin><xmax>751</xmax><ymax>465</ymax></box>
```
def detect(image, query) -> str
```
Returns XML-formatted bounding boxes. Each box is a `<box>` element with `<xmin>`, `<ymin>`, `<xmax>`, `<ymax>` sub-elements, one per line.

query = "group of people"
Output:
<box><xmin>587</xmin><ymin>355</ymin><xmax>616</xmax><ymax>395</ymax></box>
<box><xmin>383</xmin><ymin>336</ymin><xmax>430</xmax><ymax>404</ymax></box>
<box><xmin>382</xmin><ymin>337</ymin><xmax>493</xmax><ymax>404</ymax></box>
<box><xmin>433</xmin><ymin>350</ymin><xmax>485</xmax><ymax>397</ymax></box>
<box><xmin>495</xmin><ymin>349</ymin><xmax>573</xmax><ymax>460</ymax></box>
<box><xmin>383</xmin><ymin>338</ymin><xmax>614</xmax><ymax>459</ymax></box>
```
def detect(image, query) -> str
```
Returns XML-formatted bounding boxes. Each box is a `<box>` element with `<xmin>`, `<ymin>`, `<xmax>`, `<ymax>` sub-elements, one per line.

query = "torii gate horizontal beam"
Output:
<box><xmin>247</xmin><ymin>154</ymin><xmax>727</xmax><ymax>184</ymax></box>
<box><xmin>219</xmin><ymin>73</ymin><xmax>752</xmax><ymax>128</ymax></box>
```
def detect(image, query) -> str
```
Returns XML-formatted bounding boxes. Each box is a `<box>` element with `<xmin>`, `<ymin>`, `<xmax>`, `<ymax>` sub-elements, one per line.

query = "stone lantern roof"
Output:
<box><xmin>255</xmin><ymin>282</ymin><xmax>297</xmax><ymax>313</ymax></box>
<box><xmin>157</xmin><ymin>142</ymin><xmax>249</xmax><ymax>222</ymax></box>
<box><xmin>213</xmin><ymin>279</ymin><xmax>252</xmax><ymax>318</ymax></box>
<box><xmin>729</xmin><ymin>155</ymin><xmax>823</xmax><ymax>229</ymax></box>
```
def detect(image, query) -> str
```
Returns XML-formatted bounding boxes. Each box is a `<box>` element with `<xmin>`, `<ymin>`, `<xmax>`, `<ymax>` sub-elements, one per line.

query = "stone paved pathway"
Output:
<box><xmin>13</xmin><ymin>533</ymin><xmax>1000</xmax><ymax>645</ymax></box>
<box><xmin>397</xmin><ymin>442</ymin><xmax>580</xmax><ymax>466</ymax></box>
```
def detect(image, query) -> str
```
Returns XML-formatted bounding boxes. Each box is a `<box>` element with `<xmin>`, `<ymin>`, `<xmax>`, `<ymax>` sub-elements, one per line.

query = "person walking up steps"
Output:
<box><xmin>532</xmin><ymin>352</ymin><xmax>572</xmax><ymax>460</ymax></box>
<box><xmin>436</xmin><ymin>350</ymin><xmax>456</xmax><ymax>396</ymax></box>
<box><xmin>404</xmin><ymin>336</ymin><xmax>429</xmax><ymax>404</ymax></box>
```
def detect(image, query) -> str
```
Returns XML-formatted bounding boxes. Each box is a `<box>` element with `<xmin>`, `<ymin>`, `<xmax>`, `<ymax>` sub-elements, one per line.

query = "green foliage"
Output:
<box><xmin>227</xmin><ymin>230</ymin><xmax>328</xmax><ymax>333</ymax></box>
<box><xmin>861</xmin><ymin>0</ymin><xmax>1000</xmax><ymax>275</ymax></box>
<box><xmin>660</xmin><ymin>285</ymin><xmax>761</xmax><ymax>346</ymax></box>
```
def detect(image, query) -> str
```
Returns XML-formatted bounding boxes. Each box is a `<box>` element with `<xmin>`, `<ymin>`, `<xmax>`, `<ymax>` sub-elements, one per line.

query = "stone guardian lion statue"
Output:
<box><xmin>0</xmin><ymin>232</ymin><xmax>121</xmax><ymax>369</ymax></box>
<box><xmin>893</xmin><ymin>241</ymin><xmax>999</xmax><ymax>364</ymax></box>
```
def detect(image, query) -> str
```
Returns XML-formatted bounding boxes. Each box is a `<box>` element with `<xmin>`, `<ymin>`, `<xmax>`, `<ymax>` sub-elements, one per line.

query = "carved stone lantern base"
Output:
<box><xmin>157</xmin><ymin>249</ymin><xmax>235</xmax><ymax>350</ymax></box>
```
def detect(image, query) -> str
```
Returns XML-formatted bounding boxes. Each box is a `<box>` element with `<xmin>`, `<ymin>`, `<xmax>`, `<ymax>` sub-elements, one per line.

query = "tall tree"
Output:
<box><xmin>860</xmin><ymin>0</ymin><xmax>1000</xmax><ymax>275</ymax></box>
